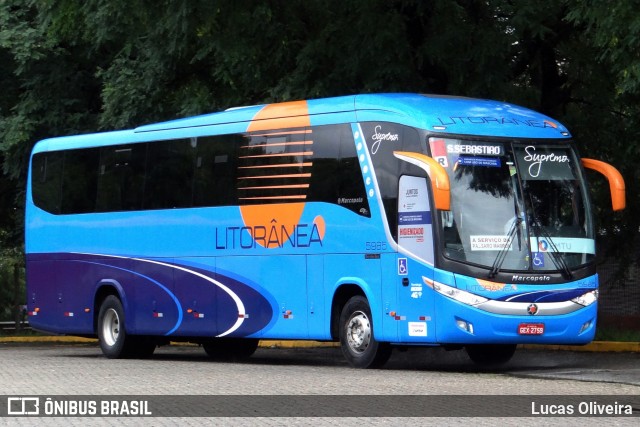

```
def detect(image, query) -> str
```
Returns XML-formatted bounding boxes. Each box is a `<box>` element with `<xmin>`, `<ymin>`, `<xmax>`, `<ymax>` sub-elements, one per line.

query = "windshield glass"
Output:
<box><xmin>514</xmin><ymin>144</ymin><xmax>594</xmax><ymax>270</ymax></box>
<box><xmin>429</xmin><ymin>138</ymin><xmax>594</xmax><ymax>272</ymax></box>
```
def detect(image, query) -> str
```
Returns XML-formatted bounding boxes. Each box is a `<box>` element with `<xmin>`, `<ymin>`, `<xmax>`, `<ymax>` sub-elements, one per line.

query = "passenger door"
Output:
<box><xmin>396</xmin><ymin>175</ymin><xmax>437</xmax><ymax>342</ymax></box>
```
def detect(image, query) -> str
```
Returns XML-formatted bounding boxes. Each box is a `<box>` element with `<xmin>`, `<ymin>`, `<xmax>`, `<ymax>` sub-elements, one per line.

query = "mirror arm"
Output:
<box><xmin>393</xmin><ymin>151</ymin><xmax>451</xmax><ymax>211</ymax></box>
<box><xmin>582</xmin><ymin>158</ymin><xmax>626</xmax><ymax>211</ymax></box>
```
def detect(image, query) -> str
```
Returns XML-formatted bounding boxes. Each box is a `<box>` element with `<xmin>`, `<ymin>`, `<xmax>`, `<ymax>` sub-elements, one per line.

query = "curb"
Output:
<box><xmin>0</xmin><ymin>336</ymin><xmax>637</xmax><ymax>352</ymax></box>
<box><xmin>0</xmin><ymin>336</ymin><xmax>98</xmax><ymax>344</ymax></box>
<box><xmin>519</xmin><ymin>341</ymin><xmax>640</xmax><ymax>353</ymax></box>
<box><xmin>259</xmin><ymin>340</ymin><xmax>339</xmax><ymax>349</ymax></box>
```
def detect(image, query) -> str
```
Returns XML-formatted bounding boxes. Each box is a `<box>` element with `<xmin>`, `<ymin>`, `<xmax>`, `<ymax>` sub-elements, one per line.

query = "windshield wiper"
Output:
<box><xmin>488</xmin><ymin>217</ymin><xmax>522</xmax><ymax>279</ymax></box>
<box><xmin>529</xmin><ymin>221</ymin><xmax>573</xmax><ymax>280</ymax></box>
<box><xmin>526</xmin><ymin>192</ymin><xmax>574</xmax><ymax>280</ymax></box>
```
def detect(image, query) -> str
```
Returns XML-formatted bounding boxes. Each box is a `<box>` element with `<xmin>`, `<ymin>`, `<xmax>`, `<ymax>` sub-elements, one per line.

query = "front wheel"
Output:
<box><xmin>339</xmin><ymin>295</ymin><xmax>391</xmax><ymax>368</ymax></box>
<box><xmin>466</xmin><ymin>344</ymin><xmax>516</xmax><ymax>366</ymax></box>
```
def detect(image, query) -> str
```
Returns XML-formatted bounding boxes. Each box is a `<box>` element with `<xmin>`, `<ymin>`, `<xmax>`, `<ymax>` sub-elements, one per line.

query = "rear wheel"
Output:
<box><xmin>202</xmin><ymin>338</ymin><xmax>259</xmax><ymax>360</ymax></box>
<box><xmin>466</xmin><ymin>344</ymin><xmax>516</xmax><ymax>366</ymax></box>
<box><xmin>97</xmin><ymin>295</ymin><xmax>155</xmax><ymax>359</ymax></box>
<box><xmin>339</xmin><ymin>295</ymin><xmax>391</xmax><ymax>368</ymax></box>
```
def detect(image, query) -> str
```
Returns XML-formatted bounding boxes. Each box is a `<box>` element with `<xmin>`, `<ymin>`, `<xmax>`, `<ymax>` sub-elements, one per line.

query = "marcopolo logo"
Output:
<box><xmin>511</xmin><ymin>275</ymin><xmax>552</xmax><ymax>283</ymax></box>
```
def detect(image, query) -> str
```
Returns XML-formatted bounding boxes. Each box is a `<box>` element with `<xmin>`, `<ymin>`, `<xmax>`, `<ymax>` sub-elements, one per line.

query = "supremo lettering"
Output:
<box><xmin>216</xmin><ymin>222</ymin><xmax>323</xmax><ymax>249</ymax></box>
<box><xmin>523</xmin><ymin>145</ymin><xmax>569</xmax><ymax>178</ymax></box>
<box><xmin>370</xmin><ymin>125</ymin><xmax>399</xmax><ymax>155</ymax></box>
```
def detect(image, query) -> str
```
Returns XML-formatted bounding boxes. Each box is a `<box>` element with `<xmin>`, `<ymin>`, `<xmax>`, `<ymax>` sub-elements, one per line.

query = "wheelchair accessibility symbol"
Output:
<box><xmin>533</xmin><ymin>252</ymin><xmax>545</xmax><ymax>268</ymax></box>
<box><xmin>398</xmin><ymin>258</ymin><xmax>408</xmax><ymax>275</ymax></box>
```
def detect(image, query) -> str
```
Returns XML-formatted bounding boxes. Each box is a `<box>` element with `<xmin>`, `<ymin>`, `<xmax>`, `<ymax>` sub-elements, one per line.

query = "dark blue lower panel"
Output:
<box><xmin>26</xmin><ymin>253</ymin><xmax>275</xmax><ymax>338</ymax></box>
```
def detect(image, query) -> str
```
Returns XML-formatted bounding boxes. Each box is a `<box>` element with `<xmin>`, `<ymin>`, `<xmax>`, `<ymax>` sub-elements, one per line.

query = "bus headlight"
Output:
<box><xmin>433</xmin><ymin>282</ymin><xmax>488</xmax><ymax>306</ymax></box>
<box><xmin>571</xmin><ymin>290</ymin><xmax>598</xmax><ymax>307</ymax></box>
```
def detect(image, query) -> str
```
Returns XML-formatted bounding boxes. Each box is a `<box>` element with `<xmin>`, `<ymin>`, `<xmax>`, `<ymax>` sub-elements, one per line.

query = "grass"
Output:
<box><xmin>594</xmin><ymin>327</ymin><xmax>640</xmax><ymax>342</ymax></box>
<box><xmin>0</xmin><ymin>328</ymin><xmax>44</xmax><ymax>338</ymax></box>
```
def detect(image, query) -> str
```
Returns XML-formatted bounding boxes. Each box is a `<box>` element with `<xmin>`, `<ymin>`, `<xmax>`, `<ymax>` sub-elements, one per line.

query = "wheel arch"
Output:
<box><xmin>330</xmin><ymin>278</ymin><xmax>380</xmax><ymax>340</ymax></box>
<box><xmin>93</xmin><ymin>279</ymin><xmax>126</xmax><ymax>334</ymax></box>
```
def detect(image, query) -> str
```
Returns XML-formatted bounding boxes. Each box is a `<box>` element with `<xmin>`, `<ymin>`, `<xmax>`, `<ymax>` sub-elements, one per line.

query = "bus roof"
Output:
<box><xmin>33</xmin><ymin>93</ymin><xmax>571</xmax><ymax>153</ymax></box>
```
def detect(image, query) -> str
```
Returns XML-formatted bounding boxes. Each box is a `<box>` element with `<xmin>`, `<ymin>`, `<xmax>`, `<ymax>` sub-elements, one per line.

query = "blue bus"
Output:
<box><xmin>25</xmin><ymin>94</ymin><xmax>625</xmax><ymax>368</ymax></box>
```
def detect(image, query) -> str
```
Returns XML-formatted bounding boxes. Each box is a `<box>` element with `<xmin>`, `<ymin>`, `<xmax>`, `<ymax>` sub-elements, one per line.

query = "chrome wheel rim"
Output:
<box><xmin>346</xmin><ymin>310</ymin><xmax>371</xmax><ymax>354</ymax></box>
<box><xmin>102</xmin><ymin>308</ymin><xmax>120</xmax><ymax>347</ymax></box>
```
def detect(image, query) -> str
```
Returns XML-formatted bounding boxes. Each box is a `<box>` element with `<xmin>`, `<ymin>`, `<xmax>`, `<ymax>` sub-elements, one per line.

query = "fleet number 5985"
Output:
<box><xmin>365</xmin><ymin>241</ymin><xmax>387</xmax><ymax>251</ymax></box>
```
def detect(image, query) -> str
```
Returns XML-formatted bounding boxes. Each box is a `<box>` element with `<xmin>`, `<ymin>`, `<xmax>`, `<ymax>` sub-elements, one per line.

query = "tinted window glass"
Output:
<box><xmin>193</xmin><ymin>134</ymin><xmax>241</xmax><ymax>207</ymax></box>
<box><xmin>60</xmin><ymin>148</ymin><xmax>99</xmax><ymax>214</ymax></box>
<box><xmin>31</xmin><ymin>126</ymin><xmax>374</xmax><ymax>216</ymax></box>
<box><xmin>361</xmin><ymin>122</ymin><xmax>425</xmax><ymax>236</ymax></box>
<box><xmin>96</xmin><ymin>144</ymin><xmax>146</xmax><ymax>212</ymax></box>
<box><xmin>237</xmin><ymin>128</ymin><xmax>311</xmax><ymax>204</ymax></box>
<box><xmin>308</xmin><ymin>124</ymin><xmax>370</xmax><ymax>216</ymax></box>
<box><xmin>31</xmin><ymin>152</ymin><xmax>63</xmax><ymax>214</ymax></box>
<box><xmin>307</xmin><ymin>127</ymin><xmax>340</xmax><ymax>204</ymax></box>
<box><xmin>144</xmin><ymin>139</ymin><xmax>195</xmax><ymax>209</ymax></box>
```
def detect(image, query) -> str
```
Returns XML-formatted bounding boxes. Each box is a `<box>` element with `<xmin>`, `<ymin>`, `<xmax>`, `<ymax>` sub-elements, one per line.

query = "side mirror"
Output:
<box><xmin>393</xmin><ymin>151</ymin><xmax>451</xmax><ymax>211</ymax></box>
<box><xmin>582</xmin><ymin>158</ymin><xmax>625</xmax><ymax>211</ymax></box>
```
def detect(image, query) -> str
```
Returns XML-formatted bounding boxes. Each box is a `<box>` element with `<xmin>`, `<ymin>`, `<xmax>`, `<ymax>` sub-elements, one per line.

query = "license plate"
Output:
<box><xmin>518</xmin><ymin>323</ymin><xmax>545</xmax><ymax>335</ymax></box>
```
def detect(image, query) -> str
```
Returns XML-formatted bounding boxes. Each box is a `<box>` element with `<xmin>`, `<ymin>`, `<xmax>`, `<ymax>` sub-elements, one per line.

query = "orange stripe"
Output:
<box><xmin>240</xmin><ymin>141</ymin><xmax>313</xmax><ymax>149</ymax></box>
<box><xmin>239</xmin><ymin>195</ymin><xmax>307</xmax><ymax>201</ymax></box>
<box><xmin>249</xmin><ymin>130</ymin><xmax>312</xmax><ymax>137</ymax></box>
<box><xmin>393</xmin><ymin>151</ymin><xmax>451</xmax><ymax>211</ymax></box>
<box><xmin>247</xmin><ymin>100</ymin><xmax>310</xmax><ymax>132</ymax></box>
<box><xmin>238</xmin><ymin>184</ymin><xmax>310</xmax><ymax>190</ymax></box>
<box><xmin>238</xmin><ymin>162</ymin><xmax>313</xmax><ymax>169</ymax></box>
<box><xmin>239</xmin><ymin>151</ymin><xmax>313</xmax><ymax>159</ymax></box>
<box><xmin>238</xmin><ymin>173</ymin><xmax>311</xmax><ymax>179</ymax></box>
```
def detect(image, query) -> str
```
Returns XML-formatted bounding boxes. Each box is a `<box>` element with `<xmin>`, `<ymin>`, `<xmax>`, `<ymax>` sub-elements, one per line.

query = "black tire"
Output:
<box><xmin>339</xmin><ymin>295</ymin><xmax>391</xmax><ymax>368</ymax></box>
<box><xmin>202</xmin><ymin>338</ymin><xmax>259</xmax><ymax>360</ymax></box>
<box><xmin>466</xmin><ymin>344</ymin><xmax>516</xmax><ymax>366</ymax></box>
<box><xmin>97</xmin><ymin>295</ymin><xmax>156</xmax><ymax>359</ymax></box>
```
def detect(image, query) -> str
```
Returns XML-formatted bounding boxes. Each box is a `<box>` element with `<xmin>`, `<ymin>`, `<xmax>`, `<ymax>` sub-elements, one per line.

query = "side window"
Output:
<box><xmin>307</xmin><ymin>126</ymin><xmax>339</xmax><ymax>204</ymax></box>
<box><xmin>31</xmin><ymin>152</ymin><xmax>63</xmax><ymax>214</ymax></box>
<box><xmin>336</xmin><ymin>125</ymin><xmax>370</xmax><ymax>217</ymax></box>
<box><xmin>193</xmin><ymin>134</ymin><xmax>241</xmax><ymax>207</ymax></box>
<box><xmin>237</xmin><ymin>128</ymin><xmax>312</xmax><ymax>204</ymax></box>
<box><xmin>30</xmin><ymin>126</ymin><xmax>385</xmax><ymax>217</ymax></box>
<box><xmin>144</xmin><ymin>139</ymin><xmax>195</xmax><ymax>209</ymax></box>
<box><xmin>96</xmin><ymin>144</ymin><xmax>146</xmax><ymax>212</ymax></box>
<box><xmin>60</xmin><ymin>148</ymin><xmax>99</xmax><ymax>214</ymax></box>
<box><xmin>309</xmin><ymin>124</ymin><xmax>370</xmax><ymax>217</ymax></box>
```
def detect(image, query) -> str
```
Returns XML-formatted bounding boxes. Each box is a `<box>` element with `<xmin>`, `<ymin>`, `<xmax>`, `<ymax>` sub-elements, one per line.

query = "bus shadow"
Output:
<box><xmin>53</xmin><ymin>342</ymin><xmax>585</xmax><ymax>374</ymax></box>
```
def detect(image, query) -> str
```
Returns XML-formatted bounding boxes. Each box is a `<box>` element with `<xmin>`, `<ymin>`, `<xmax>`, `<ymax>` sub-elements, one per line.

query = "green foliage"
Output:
<box><xmin>0</xmin><ymin>229</ymin><xmax>24</xmax><ymax>322</ymax></box>
<box><xmin>595</xmin><ymin>326</ymin><xmax>640</xmax><ymax>343</ymax></box>
<box><xmin>566</xmin><ymin>0</ymin><xmax>640</xmax><ymax>97</ymax></box>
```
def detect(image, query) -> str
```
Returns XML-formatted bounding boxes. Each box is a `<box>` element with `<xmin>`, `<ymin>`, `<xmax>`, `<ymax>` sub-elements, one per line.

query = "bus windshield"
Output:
<box><xmin>430</xmin><ymin>138</ymin><xmax>594</xmax><ymax>273</ymax></box>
